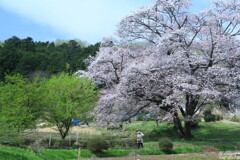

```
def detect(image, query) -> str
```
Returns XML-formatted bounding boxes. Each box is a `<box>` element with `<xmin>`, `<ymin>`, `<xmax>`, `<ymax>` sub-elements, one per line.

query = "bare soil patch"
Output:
<box><xmin>35</xmin><ymin>125</ymin><xmax>101</xmax><ymax>134</ymax></box>
<box><xmin>202</xmin><ymin>147</ymin><xmax>219</xmax><ymax>153</ymax></box>
<box><xmin>94</xmin><ymin>152</ymin><xmax>219</xmax><ymax>160</ymax></box>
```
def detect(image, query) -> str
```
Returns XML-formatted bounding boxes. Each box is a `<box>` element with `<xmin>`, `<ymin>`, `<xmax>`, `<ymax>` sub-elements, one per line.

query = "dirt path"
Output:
<box><xmin>90</xmin><ymin>152</ymin><xmax>219</xmax><ymax>160</ymax></box>
<box><xmin>90</xmin><ymin>151</ymin><xmax>240</xmax><ymax>160</ymax></box>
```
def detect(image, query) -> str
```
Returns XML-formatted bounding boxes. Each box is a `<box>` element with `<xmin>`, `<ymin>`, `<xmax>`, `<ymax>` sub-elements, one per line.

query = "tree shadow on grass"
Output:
<box><xmin>185</xmin><ymin>123</ymin><xmax>240</xmax><ymax>150</ymax></box>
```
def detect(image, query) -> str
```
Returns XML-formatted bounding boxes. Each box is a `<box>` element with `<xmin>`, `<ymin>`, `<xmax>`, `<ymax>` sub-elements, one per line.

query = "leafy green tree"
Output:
<box><xmin>42</xmin><ymin>73</ymin><xmax>98</xmax><ymax>139</ymax></box>
<box><xmin>0</xmin><ymin>74</ymin><xmax>44</xmax><ymax>133</ymax></box>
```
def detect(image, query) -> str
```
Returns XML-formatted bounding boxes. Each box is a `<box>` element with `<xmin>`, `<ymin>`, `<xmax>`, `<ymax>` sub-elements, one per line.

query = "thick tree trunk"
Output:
<box><xmin>161</xmin><ymin>105</ymin><xmax>185</xmax><ymax>138</ymax></box>
<box><xmin>61</xmin><ymin>131</ymin><xmax>68</xmax><ymax>139</ymax></box>
<box><xmin>184</xmin><ymin>121</ymin><xmax>193</xmax><ymax>139</ymax></box>
<box><xmin>173</xmin><ymin>112</ymin><xmax>185</xmax><ymax>138</ymax></box>
<box><xmin>183</xmin><ymin>94</ymin><xmax>198</xmax><ymax>139</ymax></box>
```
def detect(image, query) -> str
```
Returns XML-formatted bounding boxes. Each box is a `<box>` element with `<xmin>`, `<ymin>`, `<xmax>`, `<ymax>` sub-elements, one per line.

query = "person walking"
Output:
<box><xmin>137</xmin><ymin>131</ymin><xmax>144</xmax><ymax>150</ymax></box>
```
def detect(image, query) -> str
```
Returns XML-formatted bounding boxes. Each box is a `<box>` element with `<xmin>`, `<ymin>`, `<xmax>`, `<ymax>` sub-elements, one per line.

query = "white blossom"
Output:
<box><xmin>86</xmin><ymin>0</ymin><xmax>240</xmax><ymax>128</ymax></box>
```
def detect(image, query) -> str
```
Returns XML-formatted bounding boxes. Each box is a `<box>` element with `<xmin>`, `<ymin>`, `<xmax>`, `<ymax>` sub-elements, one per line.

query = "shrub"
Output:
<box><xmin>77</xmin><ymin>140</ymin><xmax>88</xmax><ymax>149</ymax></box>
<box><xmin>51</xmin><ymin>139</ymin><xmax>68</xmax><ymax>148</ymax></box>
<box><xmin>87</xmin><ymin>136</ymin><xmax>109</xmax><ymax>152</ymax></box>
<box><xmin>158</xmin><ymin>137</ymin><xmax>173</xmax><ymax>153</ymax></box>
<box><xmin>230</xmin><ymin>115</ymin><xmax>240</xmax><ymax>122</ymax></box>
<box><xmin>22</xmin><ymin>138</ymin><xmax>87</xmax><ymax>149</ymax></box>
<box><xmin>215</xmin><ymin>114</ymin><xmax>223</xmax><ymax>121</ymax></box>
<box><xmin>49</xmin><ymin>138</ymin><xmax>78</xmax><ymax>149</ymax></box>
<box><xmin>122</xmin><ymin>137</ymin><xmax>136</xmax><ymax>148</ymax></box>
<box><xmin>203</xmin><ymin>109</ymin><xmax>215</xmax><ymax>122</ymax></box>
<box><xmin>29</xmin><ymin>140</ymin><xmax>46</xmax><ymax>153</ymax></box>
<box><xmin>105</xmin><ymin>135</ymin><xmax>136</xmax><ymax>149</ymax></box>
<box><xmin>204</xmin><ymin>114</ymin><xmax>215</xmax><ymax>122</ymax></box>
<box><xmin>136</xmin><ymin>116</ymin><xmax>145</xmax><ymax>121</ymax></box>
<box><xmin>23</xmin><ymin>138</ymin><xmax>35</xmax><ymax>146</ymax></box>
<box><xmin>146</xmin><ymin>129</ymin><xmax>162</xmax><ymax>141</ymax></box>
<box><xmin>123</xmin><ymin>138</ymin><xmax>136</xmax><ymax>149</ymax></box>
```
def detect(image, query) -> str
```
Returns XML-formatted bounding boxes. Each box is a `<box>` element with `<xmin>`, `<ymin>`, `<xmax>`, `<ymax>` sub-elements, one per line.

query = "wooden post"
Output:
<box><xmin>78</xmin><ymin>147</ymin><xmax>81</xmax><ymax>160</ymax></box>
<box><xmin>76</xmin><ymin>133</ymin><xmax>79</xmax><ymax>146</ymax></box>
<box><xmin>49</xmin><ymin>133</ymin><xmax>51</xmax><ymax>148</ymax></box>
<box><xmin>69</xmin><ymin>134</ymin><xmax>71</xmax><ymax>148</ymax></box>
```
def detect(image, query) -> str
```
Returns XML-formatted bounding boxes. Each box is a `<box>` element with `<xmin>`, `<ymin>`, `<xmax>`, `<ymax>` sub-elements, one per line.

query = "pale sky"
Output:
<box><xmin>0</xmin><ymin>0</ymin><xmax>211</xmax><ymax>44</ymax></box>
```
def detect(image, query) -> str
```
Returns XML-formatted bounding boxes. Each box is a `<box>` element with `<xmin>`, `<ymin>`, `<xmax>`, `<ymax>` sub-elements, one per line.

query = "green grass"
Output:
<box><xmin>0</xmin><ymin>146</ymin><xmax>42</xmax><ymax>160</ymax></box>
<box><xmin>0</xmin><ymin>147</ymin><xmax>95</xmax><ymax>160</ymax></box>
<box><xmin>185</xmin><ymin>122</ymin><xmax>240</xmax><ymax>151</ymax></box>
<box><xmin>173</xmin><ymin>146</ymin><xmax>203</xmax><ymax>154</ymax></box>
<box><xmin>137</xmin><ymin>148</ymin><xmax>164</xmax><ymax>155</ymax></box>
<box><xmin>38</xmin><ymin>149</ymin><xmax>95</xmax><ymax>160</ymax></box>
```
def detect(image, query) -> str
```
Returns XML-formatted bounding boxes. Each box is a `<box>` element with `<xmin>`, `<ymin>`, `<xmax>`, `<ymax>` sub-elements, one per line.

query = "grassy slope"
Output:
<box><xmin>126</xmin><ymin>121</ymin><xmax>240</xmax><ymax>151</ymax></box>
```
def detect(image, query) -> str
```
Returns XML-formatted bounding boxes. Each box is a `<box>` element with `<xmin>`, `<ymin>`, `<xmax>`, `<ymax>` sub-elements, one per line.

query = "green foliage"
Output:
<box><xmin>50</xmin><ymin>139</ymin><xmax>75</xmax><ymax>149</ymax></box>
<box><xmin>108</xmin><ymin>137</ymin><xmax>136</xmax><ymax>149</ymax></box>
<box><xmin>147</xmin><ymin>129</ymin><xmax>162</xmax><ymax>139</ymax></box>
<box><xmin>0</xmin><ymin>74</ymin><xmax>44</xmax><ymax>138</ymax></box>
<box><xmin>87</xmin><ymin>136</ymin><xmax>109</xmax><ymax>152</ymax></box>
<box><xmin>158</xmin><ymin>137</ymin><xmax>173</xmax><ymax>153</ymax></box>
<box><xmin>0</xmin><ymin>123</ymin><xmax>21</xmax><ymax>146</ymax></box>
<box><xmin>215</xmin><ymin>114</ymin><xmax>223</xmax><ymax>121</ymax></box>
<box><xmin>21</xmin><ymin>137</ymin><xmax>86</xmax><ymax>149</ymax></box>
<box><xmin>204</xmin><ymin>114</ymin><xmax>216</xmax><ymax>122</ymax></box>
<box><xmin>29</xmin><ymin>140</ymin><xmax>46</xmax><ymax>153</ymax></box>
<box><xmin>203</xmin><ymin>109</ymin><xmax>215</xmax><ymax>122</ymax></box>
<box><xmin>42</xmin><ymin>73</ymin><xmax>98</xmax><ymax>139</ymax></box>
<box><xmin>136</xmin><ymin>116</ymin><xmax>145</xmax><ymax>121</ymax></box>
<box><xmin>74</xmin><ymin>139</ymin><xmax>88</xmax><ymax>149</ymax></box>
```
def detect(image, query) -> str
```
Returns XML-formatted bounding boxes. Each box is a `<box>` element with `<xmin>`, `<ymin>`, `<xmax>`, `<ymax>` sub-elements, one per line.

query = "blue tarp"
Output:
<box><xmin>72</xmin><ymin>119</ymin><xmax>81</xmax><ymax>126</ymax></box>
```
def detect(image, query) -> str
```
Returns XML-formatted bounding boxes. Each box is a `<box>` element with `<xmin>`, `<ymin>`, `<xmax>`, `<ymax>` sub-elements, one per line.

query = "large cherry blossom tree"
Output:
<box><xmin>85</xmin><ymin>0</ymin><xmax>240</xmax><ymax>138</ymax></box>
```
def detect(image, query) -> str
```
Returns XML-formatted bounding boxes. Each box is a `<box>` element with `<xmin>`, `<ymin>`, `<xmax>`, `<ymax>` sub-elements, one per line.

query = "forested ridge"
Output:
<box><xmin>0</xmin><ymin>36</ymin><xmax>100</xmax><ymax>81</ymax></box>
